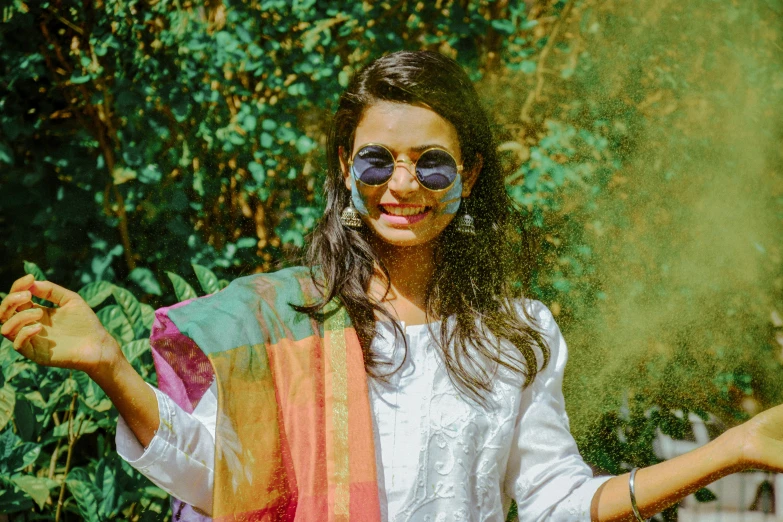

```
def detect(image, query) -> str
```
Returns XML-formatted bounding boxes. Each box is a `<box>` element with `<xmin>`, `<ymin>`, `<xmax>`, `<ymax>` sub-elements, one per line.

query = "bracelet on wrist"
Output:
<box><xmin>629</xmin><ymin>467</ymin><xmax>647</xmax><ymax>522</ymax></box>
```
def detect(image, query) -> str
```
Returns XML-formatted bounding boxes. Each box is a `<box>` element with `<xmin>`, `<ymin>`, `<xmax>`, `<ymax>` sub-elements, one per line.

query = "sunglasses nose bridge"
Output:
<box><xmin>394</xmin><ymin>157</ymin><xmax>416</xmax><ymax>176</ymax></box>
<box><xmin>387</xmin><ymin>159</ymin><xmax>420</xmax><ymax>192</ymax></box>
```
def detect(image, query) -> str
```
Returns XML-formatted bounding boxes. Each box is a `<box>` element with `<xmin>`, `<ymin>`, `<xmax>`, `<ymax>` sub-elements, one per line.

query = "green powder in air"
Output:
<box><xmin>551</xmin><ymin>0</ymin><xmax>783</xmax><ymax>440</ymax></box>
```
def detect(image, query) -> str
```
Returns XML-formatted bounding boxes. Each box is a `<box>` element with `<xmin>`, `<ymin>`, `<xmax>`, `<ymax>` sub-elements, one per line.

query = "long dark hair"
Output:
<box><xmin>297</xmin><ymin>50</ymin><xmax>549</xmax><ymax>402</ymax></box>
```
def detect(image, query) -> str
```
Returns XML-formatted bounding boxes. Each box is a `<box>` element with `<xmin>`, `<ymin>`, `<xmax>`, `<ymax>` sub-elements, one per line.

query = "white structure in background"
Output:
<box><xmin>653</xmin><ymin>411</ymin><xmax>783</xmax><ymax>521</ymax></box>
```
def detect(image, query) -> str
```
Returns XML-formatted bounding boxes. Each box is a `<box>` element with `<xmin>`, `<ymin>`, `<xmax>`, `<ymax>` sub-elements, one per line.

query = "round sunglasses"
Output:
<box><xmin>349</xmin><ymin>143</ymin><xmax>463</xmax><ymax>192</ymax></box>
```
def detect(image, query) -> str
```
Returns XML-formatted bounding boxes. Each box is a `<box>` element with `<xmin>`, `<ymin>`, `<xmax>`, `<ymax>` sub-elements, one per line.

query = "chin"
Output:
<box><xmin>376</xmin><ymin>235</ymin><xmax>434</xmax><ymax>248</ymax></box>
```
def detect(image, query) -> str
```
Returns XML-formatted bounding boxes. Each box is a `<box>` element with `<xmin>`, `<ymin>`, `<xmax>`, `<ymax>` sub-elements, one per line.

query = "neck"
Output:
<box><xmin>367</xmin><ymin>235</ymin><xmax>436</xmax><ymax>321</ymax></box>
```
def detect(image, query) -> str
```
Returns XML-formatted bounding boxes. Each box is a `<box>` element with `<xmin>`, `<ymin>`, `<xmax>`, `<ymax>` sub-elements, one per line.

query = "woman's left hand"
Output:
<box><xmin>733</xmin><ymin>403</ymin><xmax>783</xmax><ymax>471</ymax></box>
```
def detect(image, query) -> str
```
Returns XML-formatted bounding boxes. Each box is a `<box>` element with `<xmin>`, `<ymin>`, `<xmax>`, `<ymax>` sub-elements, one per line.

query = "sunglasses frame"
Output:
<box><xmin>348</xmin><ymin>143</ymin><xmax>464</xmax><ymax>193</ymax></box>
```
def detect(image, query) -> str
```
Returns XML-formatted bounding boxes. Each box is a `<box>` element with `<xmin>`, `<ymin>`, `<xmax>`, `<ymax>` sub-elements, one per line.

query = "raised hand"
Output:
<box><xmin>732</xmin><ymin>402</ymin><xmax>783</xmax><ymax>472</ymax></box>
<box><xmin>0</xmin><ymin>274</ymin><xmax>121</xmax><ymax>377</ymax></box>
<box><xmin>1</xmin><ymin>273</ymin><xmax>160</xmax><ymax>447</ymax></box>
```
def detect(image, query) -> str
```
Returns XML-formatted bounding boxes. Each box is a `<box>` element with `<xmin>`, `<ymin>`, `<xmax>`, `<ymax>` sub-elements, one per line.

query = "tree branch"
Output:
<box><xmin>39</xmin><ymin>14</ymin><xmax>136</xmax><ymax>272</ymax></box>
<box><xmin>519</xmin><ymin>0</ymin><xmax>576</xmax><ymax>123</ymax></box>
<box><xmin>112</xmin><ymin>185</ymin><xmax>137</xmax><ymax>270</ymax></box>
<box><xmin>54</xmin><ymin>388</ymin><xmax>78</xmax><ymax>522</ymax></box>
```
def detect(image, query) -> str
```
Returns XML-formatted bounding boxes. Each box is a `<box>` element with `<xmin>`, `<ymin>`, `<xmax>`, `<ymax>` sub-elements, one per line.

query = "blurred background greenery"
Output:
<box><xmin>1</xmin><ymin>0</ymin><xmax>782</xmax><ymax>519</ymax></box>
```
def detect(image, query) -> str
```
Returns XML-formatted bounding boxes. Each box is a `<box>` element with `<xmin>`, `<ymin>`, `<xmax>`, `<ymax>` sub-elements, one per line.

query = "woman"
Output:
<box><xmin>2</xmin><ymin>50</ymin><xmax>783</xmax><ymax>522</ymax></box>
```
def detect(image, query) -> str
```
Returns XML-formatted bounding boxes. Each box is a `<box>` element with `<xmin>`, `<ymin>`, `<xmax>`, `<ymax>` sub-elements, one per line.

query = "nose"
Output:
<box><xmin>387</xmin><ymin>159</ymin><xmax>419</xmax><ymax>194</ymax></box>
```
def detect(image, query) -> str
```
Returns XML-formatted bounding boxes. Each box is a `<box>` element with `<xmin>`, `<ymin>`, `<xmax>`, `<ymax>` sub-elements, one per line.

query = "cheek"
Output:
<box><xmin>434</xmin><ymin>176</ymin><xmax>463</xmax><ymax>216</ymax></box>
<box><xmin>349</xmin><ymin>175</ymin><xmax>378</xmax><ymax>216</ymax></box>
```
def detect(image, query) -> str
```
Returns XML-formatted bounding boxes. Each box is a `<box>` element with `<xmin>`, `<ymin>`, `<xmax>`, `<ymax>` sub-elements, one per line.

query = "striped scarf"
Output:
<box><xmin>150</xmin><ymin>267</ymin><xmax>381</xmax><ymax>521</ymax></box>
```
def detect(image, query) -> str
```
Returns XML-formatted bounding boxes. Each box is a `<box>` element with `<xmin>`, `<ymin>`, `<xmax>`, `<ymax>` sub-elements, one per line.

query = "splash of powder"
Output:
<box><xmin>556</xmin><ymin>0</ymin><xmax>783</xmax><ymax>437</ymax></box>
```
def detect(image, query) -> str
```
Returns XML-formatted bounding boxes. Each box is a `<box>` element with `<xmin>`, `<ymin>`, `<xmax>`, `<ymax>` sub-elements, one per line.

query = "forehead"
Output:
<box><xmin>352</xmin><ymin>101</ymin><xmax>460</xmax><ymax>157</ymax></box>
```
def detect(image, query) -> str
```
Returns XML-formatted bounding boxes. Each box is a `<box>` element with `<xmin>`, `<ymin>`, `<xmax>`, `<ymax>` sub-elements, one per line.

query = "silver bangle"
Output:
<box><xmin>629</xmin><ymin>467</ymin><xmax>646</xmax><ymax>522</ymax></box>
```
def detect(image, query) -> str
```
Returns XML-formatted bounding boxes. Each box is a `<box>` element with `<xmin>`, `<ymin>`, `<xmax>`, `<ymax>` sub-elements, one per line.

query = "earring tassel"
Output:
<box><xmin>455</xmin><ymin>213</ymin><xmax>476</xmax><ymax>235</ymax></box>
<box><xmin>341</xmin><ymin>205</ymin><xmax>363</xmax><ymax>229</ymax></box>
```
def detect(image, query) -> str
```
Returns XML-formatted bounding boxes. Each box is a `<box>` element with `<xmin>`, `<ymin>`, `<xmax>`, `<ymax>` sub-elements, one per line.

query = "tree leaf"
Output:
<box><xmin>13</xmin><ymin>443</ymin><xmax>41</xmax><ymax>472</ymax></box>
<box><xmin>112</xmin><ymin>286</ymin><xmax>144</xmax><ymax>338</ymax></box>
<box><xmin>96</xmin><ymin>457</ymin><xmax>117</xmax><ymax>518</ymax></box>
<box><xmin>10</xmin><ymin>474</ymin><xmax>56</xmax><ymax>510</ymax></box>
<box><xmin>192</xmin><ymin>263</ymin><xmax>220</xmax><ymax>294</ymax></box>
<box><xmin>22</xmin><ymin>261</ymin><xmax>46</xmax><ymax>281</ymax></box>
<box><xmin>69</xmin><ymin>73</ymin><xmax>91</xmax><ymax>85</ymax></box>
<box><xmin>73</xmin><ymin>371</ymin><xmax>111</xmax><ymax>412</ymax></box>
<box><xmin>66</xmin><ymin>468</ymin><xmax>100</xmax><ymax>520</ymax></box>
<box><xmin>13</xmin><ymin>396</ymin><xmax>36</xmax><ymax>441</ymax></box>
<box><xmin>0</xmin><ymin>143</ymin><xmax>14</xmax><ymax>165</ymax></box>
<box><xmin>0</xmin><ymin>429</ymin><xmax>18</xmax><ymax>463</ymax></box>
<box><xmin>23</xmin><ymin>390</ymin><xmax>45</xmax><ymax>409</ymax></box>
<box><xmin>0</xmin><ymin>384</ymin><xmax>16</xmax><ymax>432</ymax></box>
<box><xmin>96</xmin><ymin>305</ymin><xmax>134</xmax><ymax>344</ymax></box>
<box><xmin>0</xmin><ymin>337</ymin><xmax>14</xmax><ymax>384</ymax></box>
<box><xmin>78</xmin><ymin>281</ymin><xmax>114</xmax><ymax>308</ymax></box>
<box><xmin>0</xmin><ymin>433</ymin><xmax>38</xmax><ymax>475</ymax></box>
<box><xmin>166</xmin><ymin>272</ymin><xmax>197</xmax><ymax>302</ymax></box>
<box><xmin>0</xmin><ymin>487</ymin><xmax>33</xmax><ymax>513</ymax></box>
<box><xmin>129</xmin><ymin>267</ymin><xmax>162</xmax><ymax>296</ymax></box>
<box><xmin>122</xmin><ymin>339</ymin><xmax>150</xmax><ymax>365</ymax></box>
<box><xmin>695</xmin><ymin>487</ymin><xmax>717</xmax><ymax>503</ymax></box>
<box><xmin>140</xmin><ymin>303</ymin><xmax>155</xmax><ymax>330</ymax></box>
<box><xmin>52</xmin><ymin>415</ymin><xmax>98</xmax><ymax>438</ymax></box>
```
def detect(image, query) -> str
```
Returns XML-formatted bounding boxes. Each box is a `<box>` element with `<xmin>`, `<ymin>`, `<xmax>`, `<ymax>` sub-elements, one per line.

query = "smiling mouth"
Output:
<box><xmin>379</xmin><ymin>205</ymin><xmax>431</xmax><ymax>216</ymax></box>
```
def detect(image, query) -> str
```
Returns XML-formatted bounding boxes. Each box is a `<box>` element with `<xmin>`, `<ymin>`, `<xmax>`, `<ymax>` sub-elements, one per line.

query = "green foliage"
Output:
<box><xmin>0</xmin><ymin>261</ymin><xmax>227</xmax><ymax>519</ymax></box>
<box><xmin>165</xmin><ymin>272</ymin><xmax>197</xmax><ymax>302</ymax></box>
<box><xmin>1</xmin><ymin>0</ymin><xmax>559</xmax><ymax>289</ymax></box>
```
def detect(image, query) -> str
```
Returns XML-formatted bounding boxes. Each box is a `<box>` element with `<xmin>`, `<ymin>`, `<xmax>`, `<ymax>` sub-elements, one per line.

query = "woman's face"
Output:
<box><xmin>341</xmin><ymin>101</ymin><xmax>478</xmax><ymax>248</ymax></box>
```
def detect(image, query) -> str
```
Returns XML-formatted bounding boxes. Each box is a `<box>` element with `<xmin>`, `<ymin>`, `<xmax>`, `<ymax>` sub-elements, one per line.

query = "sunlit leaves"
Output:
<box><xmin>112</xmin><ymin>286</ymin><xmax>144</xmax><ymax>338</ymax></box>
<box><xmin>129</xmin><ymin>267</ymin><xmax>162</xmax><ymax>296</ymax></box>
<box><xmin>140</xmin><ymin>303</ymin><xmax>155</xmax><ymax>330</ymax></box>
<box><xmin>22</xmin><ymin>261</ymin><xmax>46</xmax><ymax>282</ymax></box>
<box><xmin>5</xmin><ymin>0</ymin><xmax>546</xmax><ymax>284</ymax></box>
<box><xmin>66</xmin><ymin>468</ymin><xmax>101</xmax><ymax>520</ymax></box>
<box><xmin>51</xmin><ymin>415</ymin><xmax>99</xmax><ymax>438</ymax></box>
<box><xmin>122</xmin><ymin>339</ymin><xmax>151</xmax><ymax>366</ymax></box>
<box><xmin>73</xmin><ymin>372</ymin><xmax>112</xmax><ymax>413</ymax></box>
<box><xmin>0</xmin><ymin>385</ymin><xmax>16</xmax><ymax>432</ymax></box>
<box><xmin>193</xmin><ymin>263</ymin><xmax>220</xmax><ymax>294</ymax></box>
<box><xmin>166</xmin><ymin>271</ymin><xmax>198</xmax><ymax>301</ymax></box>
<box><xmin>0</xmin><ymin>143</ymin><xmax>13</xmax><ymax>164</ymax></box>
<box><xmin>78</xmin><ymin>281</ymin><xmax>114</xmax><ymax>308</ymax></box>
<box><xmin>96</xmin><ymin>305</ymin><xmax>134</xmax><ymax>345</ymax></box>
<box><xmin>10</xmin><ymin>475</ymin><xmax>56</xmax><ymax>510</ymax></box>
<box><xmin>16</xmin><ymin>445</ymin><xmax>41</xmax><ymax>472</ymax></box>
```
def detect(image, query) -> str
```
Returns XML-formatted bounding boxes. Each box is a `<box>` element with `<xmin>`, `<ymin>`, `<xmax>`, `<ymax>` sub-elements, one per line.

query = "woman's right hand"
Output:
<box><xmin>0</xmin><ymin>274</ymin><xmax>122</xmax><ymax>379</ymax></box>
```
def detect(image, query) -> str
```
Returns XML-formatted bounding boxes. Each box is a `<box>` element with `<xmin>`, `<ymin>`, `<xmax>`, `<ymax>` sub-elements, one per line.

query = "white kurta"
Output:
<box><xmin>116</xmin><ymin>301</ymin><xmax>610</xmax><ymax>521</ymax></box>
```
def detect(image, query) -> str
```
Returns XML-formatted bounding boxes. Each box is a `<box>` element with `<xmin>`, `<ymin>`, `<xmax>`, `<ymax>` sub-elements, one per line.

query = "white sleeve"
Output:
<box><xmin>504</xmin><ymin>302</ymin><xmax>611</xmax><ymax>521</ymax></box>
<box><xmin>115</xmin><ymin>381</ymin><xmax>217</xmax><ymax>515</ymax></box>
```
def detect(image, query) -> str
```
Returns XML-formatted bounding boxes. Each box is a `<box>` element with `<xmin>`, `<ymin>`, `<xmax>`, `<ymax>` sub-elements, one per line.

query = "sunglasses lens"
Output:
<box><xmin>353</xmin><ymin>145</ymin><xmax>394</xmax><ymax>185</ymax></box>
<box><xmin>416</xmin><ymin>149</ymin><xmax>459</xmax><ymax>190</ymax></box>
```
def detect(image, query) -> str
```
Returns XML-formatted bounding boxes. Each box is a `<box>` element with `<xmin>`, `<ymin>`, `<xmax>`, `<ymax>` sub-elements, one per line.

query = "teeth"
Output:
<box><xmin>382</xmin><ymin>206</ymin><xmax>428</xmax><ymax>216</ymax></box>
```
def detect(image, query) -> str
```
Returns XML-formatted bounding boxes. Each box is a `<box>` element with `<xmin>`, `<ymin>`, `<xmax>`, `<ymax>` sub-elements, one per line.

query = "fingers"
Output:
<box><xmin>9</xmin><ymin>274</ymin><xmax>35</xmax><ymax>294</ymax></box>
<box><xmin>29</xmin><ymin>280</ymin><xmax>80</xmax><ymax>307</ymax></box>
<box><xmin>14</xmin><ymin>323</ymin><xmax>42</xmax><ymax>354</ymax></box>
<box><xmin>0</xmin><ymin>290</ymin><xmax>34</xmax><ymax>323</ymax></box>
<box><xmin>1</xmin><ymin>275</ymin><xmax>37</xmax><ymax>322</ymax></box>
<box><xmin>1</xmin><ymin>307</ymin><xmax>44</xmax><ymax>339</ymax></box>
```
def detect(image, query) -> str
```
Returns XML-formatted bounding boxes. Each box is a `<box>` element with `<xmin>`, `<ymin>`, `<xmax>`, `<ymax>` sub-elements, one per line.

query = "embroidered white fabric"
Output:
<box><xmin>116</xmin><ymin>300</ymin><xmax>611</xmax><ymax>521</ymax></box>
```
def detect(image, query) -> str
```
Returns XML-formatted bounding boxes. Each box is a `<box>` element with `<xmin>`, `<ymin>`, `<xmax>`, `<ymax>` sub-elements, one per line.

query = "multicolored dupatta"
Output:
<box><xmin>148</xmin><ymin>267</ymin><xmax>381</xmax><ymax>521</ymax></box>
